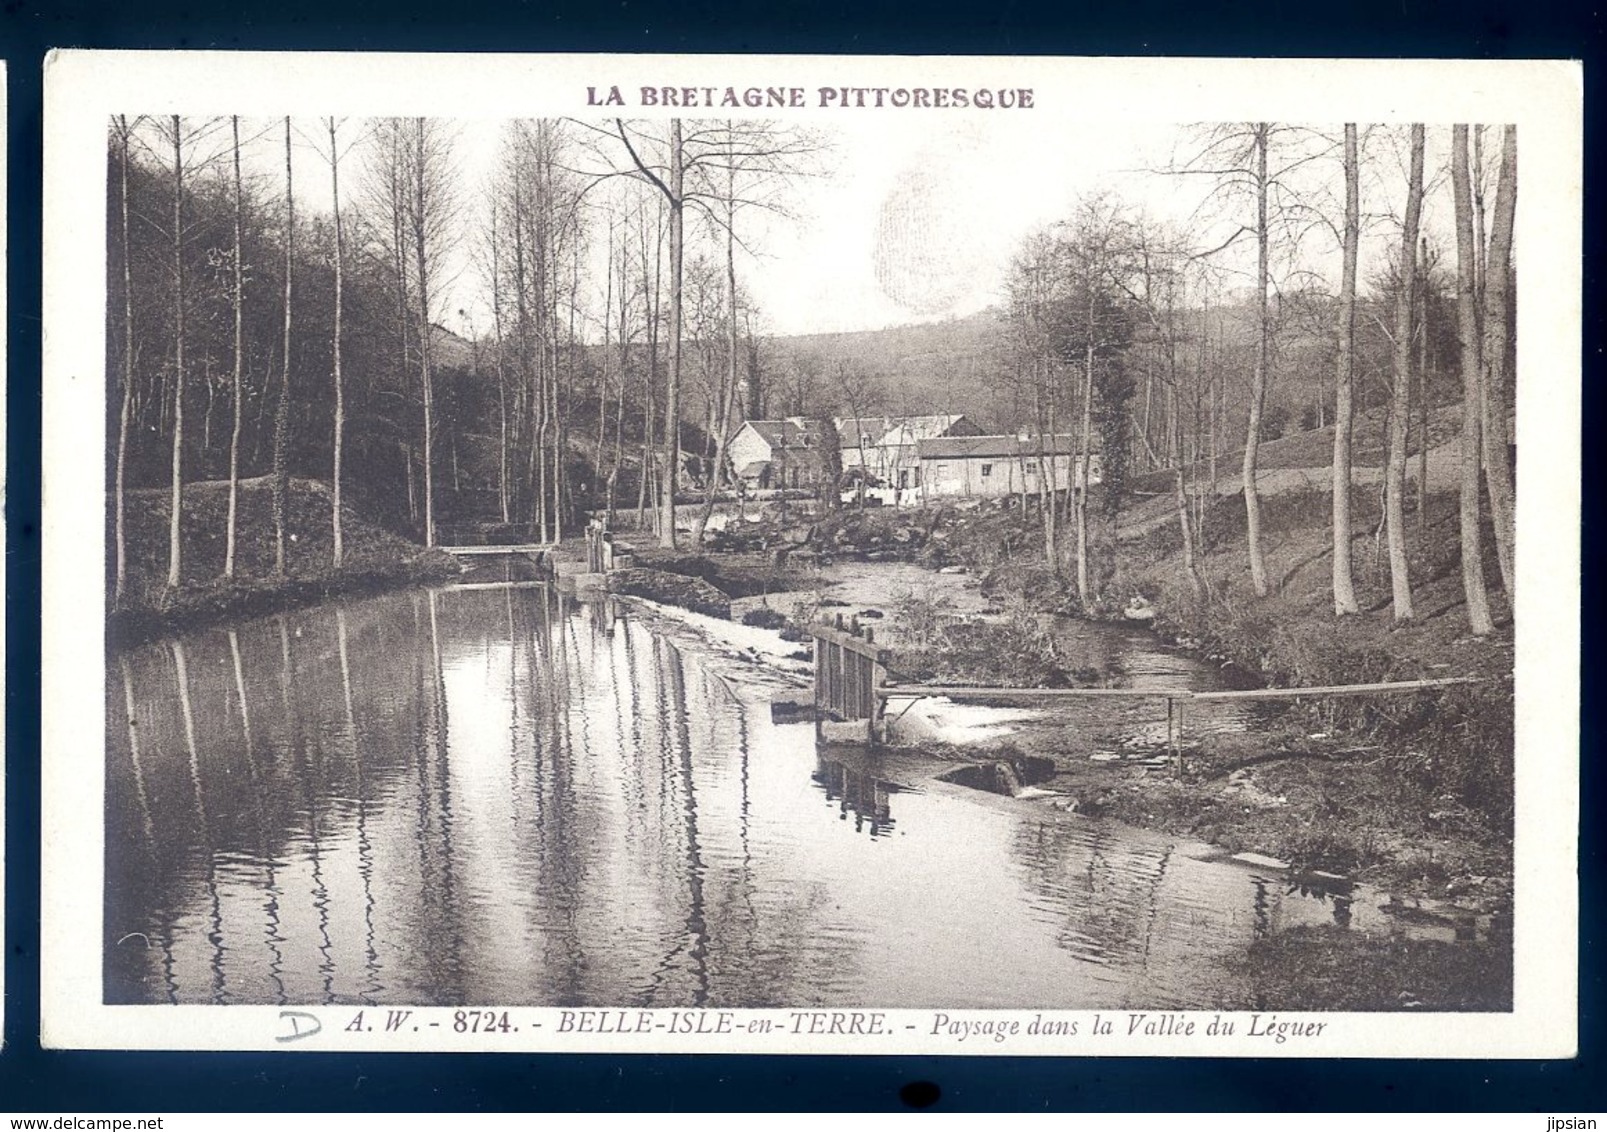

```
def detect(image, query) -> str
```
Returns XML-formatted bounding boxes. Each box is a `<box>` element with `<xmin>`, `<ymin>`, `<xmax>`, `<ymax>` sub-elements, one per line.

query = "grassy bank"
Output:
<box><xmin>607</xmin><ymin>482</ymin><xmax>1514</xmax><ymax>903</ymax></box>
<box><xmin>1238</xmin><ymin>925</ymin><xmax>1512</xmax><ymax>1012</ymax></box>
<box><xmin>111</xmin><ymin>477</ymin><xmax>459</xmax><ymax>648</ymax></box>
<box><xmin>944</xmin><ymin>484</ymin><xmax>1513</xmax><ymax>906</ymax></box>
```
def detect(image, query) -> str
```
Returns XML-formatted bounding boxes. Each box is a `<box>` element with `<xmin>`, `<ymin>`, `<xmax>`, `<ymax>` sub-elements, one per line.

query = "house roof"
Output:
<box><xmin>835</xmin><ymin>416</ymin><xmax>895</xmax><ymax>446</ymax></box>
<box><xmin>917</xmin><ymin>433</ymin><xmax>1099</xmax><ymax>460</ymax></box>
<box><xmin>740</xmin><ymin>417</ymin><xmax>833</xmax><ymax>450</ymax></box>
<box><xmin>875</xmin><ymin>414</ymin><xmax>975</xmax><ymax>447</ymax></box>
<box><xmin>740</xmin><ymin>413</ymin><xmax>977</xmax><ymax>455</ymax></box>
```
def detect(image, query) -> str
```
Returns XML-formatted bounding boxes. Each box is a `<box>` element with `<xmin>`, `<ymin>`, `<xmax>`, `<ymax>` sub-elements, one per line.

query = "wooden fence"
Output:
<box><xmin>803</xmin><ymin>622</ymin><xmax>1480</xmax><ymax>770</ymax></box>
<box><xmin>810</xmin><ymin>616</ymin><xmax>889</xmax><ymax>743</ymax></box>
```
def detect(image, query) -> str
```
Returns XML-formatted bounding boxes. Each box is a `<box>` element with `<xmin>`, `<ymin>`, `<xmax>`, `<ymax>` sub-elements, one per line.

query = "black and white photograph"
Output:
<box><xmin>41</xmin><ymin>52</ymin><xmax>1580</xmax><ymax>1055</ymax></box>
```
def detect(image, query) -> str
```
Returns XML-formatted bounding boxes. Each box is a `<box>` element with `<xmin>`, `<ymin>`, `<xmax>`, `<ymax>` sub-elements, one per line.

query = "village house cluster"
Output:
<box><xmin>725</xmin><ymin>414</ymin><xmax>1102</xmax><ymax>506</ymax></box>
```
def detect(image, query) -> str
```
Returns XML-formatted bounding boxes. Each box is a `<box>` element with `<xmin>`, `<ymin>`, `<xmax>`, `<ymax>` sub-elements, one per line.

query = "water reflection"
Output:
<box><xmin>813</xmin><ymin>750</ymin><xmax>900</xmax><ymax>838</ymax></box>
<box><xmin>108</xmin><ymin>581</ymin><xmax>1468</xmax><ymax>1010</ymax></box>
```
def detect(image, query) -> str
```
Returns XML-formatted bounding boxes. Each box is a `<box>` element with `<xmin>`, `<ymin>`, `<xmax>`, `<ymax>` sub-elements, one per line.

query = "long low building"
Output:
<box><xmin>727</xmin><ymin>413</ymin><xmax>981</xmax><ymax>492</ymax></box>
<box><xmin>914</xmin><ymin>433</ymin><xmax>1102</xmax><ymax>501</ymax></box>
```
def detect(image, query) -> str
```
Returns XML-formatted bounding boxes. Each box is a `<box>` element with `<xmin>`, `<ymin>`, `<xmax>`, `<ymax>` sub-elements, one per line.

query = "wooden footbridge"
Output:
<box><xmin>807</xmin><ymin>618</ymin><xmax>1479</xmax><ymax>773</ymax></box>
<box><xmin>439</xmin><ymin>542</ymin><xmax>554</xmax><ymax>557</ymax></box>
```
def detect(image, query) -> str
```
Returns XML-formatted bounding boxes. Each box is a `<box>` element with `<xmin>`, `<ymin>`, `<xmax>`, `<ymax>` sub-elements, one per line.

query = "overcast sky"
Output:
<box><xmin>211</xmin><ymin>113</ymin><xmax>1468</xmax><ymax>342</ymax></box>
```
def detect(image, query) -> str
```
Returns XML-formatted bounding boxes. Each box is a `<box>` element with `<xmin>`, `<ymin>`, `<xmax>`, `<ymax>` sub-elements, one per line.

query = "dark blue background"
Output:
<box><xmin>3</xmin><ymin>0</ymin><xmax>1602</xmax><ymax>1111</ymax></box>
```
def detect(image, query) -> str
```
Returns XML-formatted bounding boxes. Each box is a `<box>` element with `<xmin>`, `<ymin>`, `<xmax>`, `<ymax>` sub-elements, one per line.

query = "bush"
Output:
<box><xmin>741</xmin><ymin>607</ymin><xmax>790</xmax><ymax>631</ymax></box>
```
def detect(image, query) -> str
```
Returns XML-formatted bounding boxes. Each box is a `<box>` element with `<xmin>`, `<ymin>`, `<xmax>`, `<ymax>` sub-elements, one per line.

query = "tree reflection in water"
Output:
<box><xmin>105</xmin><ymin>581</ymin><xmax>1482</xmax><ymax>1010</ymax></box>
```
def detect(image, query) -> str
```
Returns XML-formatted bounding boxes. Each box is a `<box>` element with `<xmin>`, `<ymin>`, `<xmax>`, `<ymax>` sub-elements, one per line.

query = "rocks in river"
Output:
<box><xmin>606</xmin><ymin>568</ymin><xmax>732</xmax><ymax>620</ymax></box>
<box><xmin>770</xmin><ymin>699</ymin><xmax>818</xmax><ymax>724</ymax></box>
<box><xmin>938</xmin><ymin>565</ymin><xmax>968</xmax><ymax>575</ymax></box>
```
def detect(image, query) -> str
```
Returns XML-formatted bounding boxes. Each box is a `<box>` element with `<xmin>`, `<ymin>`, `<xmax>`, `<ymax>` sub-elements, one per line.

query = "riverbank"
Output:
<box><xmin>628</xmin><ymin>498</ymin><xmax>1513</xmax><ymax>916</ymax></box>
<box><xmin>110</xmin><ymin>477</ymin><xmax>459</xmax><ymax>649</ymax></box>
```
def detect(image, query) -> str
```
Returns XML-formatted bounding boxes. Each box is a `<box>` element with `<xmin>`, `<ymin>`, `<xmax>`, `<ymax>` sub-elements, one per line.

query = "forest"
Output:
<box><xmin>106</xmin><ymin>116</ymin><xmax>1517</xmax><ymax>638</ymax></box>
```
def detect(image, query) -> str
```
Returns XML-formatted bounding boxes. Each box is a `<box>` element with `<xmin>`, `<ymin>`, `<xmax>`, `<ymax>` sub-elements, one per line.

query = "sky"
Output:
<box><xmin>205</xmin><ymin>113</ymin><xmax>1473</xmax><ymax>343</ymax></box>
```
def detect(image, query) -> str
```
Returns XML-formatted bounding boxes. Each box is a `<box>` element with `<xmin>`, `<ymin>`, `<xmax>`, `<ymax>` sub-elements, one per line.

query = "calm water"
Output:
<box><xmin>107</xmin><ymin>579</ymin><xmax>1444</xmax><ymax>1009</ymax></box>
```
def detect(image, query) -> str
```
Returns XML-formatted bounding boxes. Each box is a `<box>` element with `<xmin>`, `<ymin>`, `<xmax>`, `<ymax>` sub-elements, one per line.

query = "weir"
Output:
<box><xmin>805</xmin><ymin>618</ymin><xmax>1480</xmax><ymax>774</ymax></box>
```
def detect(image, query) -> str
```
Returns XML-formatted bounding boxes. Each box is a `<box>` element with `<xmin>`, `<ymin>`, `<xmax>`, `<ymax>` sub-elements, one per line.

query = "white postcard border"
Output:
<box><xmin>40</xmin><ymin>50</ymin><xmax>1582</xmax><ymax>1057</ymax></box>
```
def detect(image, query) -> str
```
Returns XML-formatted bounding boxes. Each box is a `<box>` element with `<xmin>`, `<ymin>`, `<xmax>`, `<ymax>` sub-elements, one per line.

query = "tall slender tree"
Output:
<box><xmin>1331</xmin><ymin>123</ymin><xmax>1361</xmax><ymax>616</ymax></box>
<box><xmin>412</xmin><ymin>118</ymin><xmax>439</xmax><ymax>548</ymax></box>
<box><xmin>272</xmin><ymin>116</ymin><xmax>294</xmax><ymax>576</ymax></box>
<box><xmin>1385</xmin><ymin>124</ymin><xmax>1424</xmax><ymax>623</ymax></box>
<box><xmin>1482</xmin><ymin>124</ymin><xmax>1518</xmax><ymax>608</ymax></box>
<box><xmin>1451</xmin><ymin>124</ymin><xmax>1495</xmax><ymax>637</ymax></box>
<box><xmin>327</xmin><ymin>117</ymin><xmax>347</xmax><ymax>567</ymax></box>
<box><xmin>114</xmin><ymin>115</ymin><xmax>137</xmax><ymax>604</ymax></box>
<box><xmin>166</xmin><ymin>115</ymin><xmax>188</xmax><ymax>589</ymax></box>
<box><xmin>223</xmin><ymin>116</ymin><xmax>246</xmax><ymax>579</ymax></box>
<box><xmin>1244</xmin><ymin>122</ymin><xmax>1272</xmax><ymax>597</ymax></box>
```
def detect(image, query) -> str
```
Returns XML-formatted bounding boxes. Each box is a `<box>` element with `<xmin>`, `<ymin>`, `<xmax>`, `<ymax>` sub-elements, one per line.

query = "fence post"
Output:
<box><xmin>1171</xmin><ymin>696</ymin><xmax>1186</xmax><ymax>778</ymax></box>
<box><xmin>870</xmin><ymin>648</ymin><xmax>886</xmax><ymax>746</ymax></box>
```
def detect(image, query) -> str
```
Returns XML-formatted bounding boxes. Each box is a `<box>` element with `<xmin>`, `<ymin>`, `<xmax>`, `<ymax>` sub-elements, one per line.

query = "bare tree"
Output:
<box><xmin>1481</xmin><ymin>124</ymin><xmax>1518</xmax><ymax>608</ymax></box>
<box><xmin>411</xmin><ymin>118</ymin><xmax>440</xmax><ymax>548</ymax></box>
<box><xmin>1451</xmin><ymin>124</ymin><xmax>1495</xmax><ymax>637</ymax></box>
<box><xmin>165</xmin><ymin>115</ymin><xmax>189</xmax><ymax>588</ymax></box>
<box><xmin>1245</xmin><ymin>123</ymin><xmax>1272</xmax><ymax>597</ymax></box>
<box><xmin>1169</xmin><ymin>123</ymin><xmax>1335</xmax><ymax>597</ymax></box>
<box><xmin>1134</xmin><ymin>225</ymin><xmax>1208</xmax><ymax>605</ymax></box>
<box><xmin>223</xmin><ymin>116</ymin><xmax>246</xmax><ymax>580</ymax></box>
<box><xmin>272</xmin><ymin>116</ymin><xmax>294</xmax><ymax>576</ymax></box>
<box><xmin>579</xmin><ymin>117</ymin><xmax>820</xmax><ymax>548</ymax></box>
<box><xmin>1384</xmin><ymin>124</ymin><xmax>1424</xmax><ymax>623</ymax></box>
<box><xmin>113</xmin><ymin>115</ymin><xmax>138</xmax><ymax>604</ymax></box>
<box><xmin>325</xmin><ymin>117</ymin><xmax>350</xmax><ymax>567</ymax></box>
<box><xmin>1331</xmin><ymin>124</ymin><xmax>1362</xmax><ymax>616</ymax></box>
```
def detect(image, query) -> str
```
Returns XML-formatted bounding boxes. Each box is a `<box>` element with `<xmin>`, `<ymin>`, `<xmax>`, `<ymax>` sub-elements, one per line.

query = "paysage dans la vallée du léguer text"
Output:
<box><xmin>321</xmin><ymin>1008</ymin><xmax>1328</xmax><ymax>1046</ymax></box>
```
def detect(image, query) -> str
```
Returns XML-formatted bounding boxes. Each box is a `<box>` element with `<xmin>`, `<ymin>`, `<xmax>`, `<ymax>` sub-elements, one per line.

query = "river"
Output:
<box><xmin>106</xmin><ymin>572</ymin><xmax>1464</xmax><ymax>1009</ymax></box>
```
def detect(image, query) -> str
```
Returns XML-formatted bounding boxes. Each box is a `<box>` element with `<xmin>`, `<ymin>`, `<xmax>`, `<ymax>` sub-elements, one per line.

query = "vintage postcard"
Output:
<box><xmin>41</xmin><ymin>51</ymin><xmax>1580</xmax><ymax>1055</ymax></box>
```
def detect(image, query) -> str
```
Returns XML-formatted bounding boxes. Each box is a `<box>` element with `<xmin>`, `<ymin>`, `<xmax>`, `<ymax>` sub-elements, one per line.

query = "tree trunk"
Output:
<box><xmin>490</xmin><ymin>202</ymin><xmax>510</xmax><ymax>525</ymax></box>
<box><xmin>1170</xmin><ymin>332</ymin><xmax>1206</xmax><ymax>606</ymax></box>
<box><xmin>1451</xmin><ymin>124</ymin><xmax>1495</xmax><ymax>636</ymax></box>
<box><xmin>638</xmin><ymin>198</ymin><xmax>663</xmax><ymax>533</ymax></box>
<box><xmin>1331</xmin><ymin>123</ymin><xmax>1362</xmax><ymax>616</ymax></box>
<box><xmin>596</xmin><ymin>225</ymin><xmax>613</xmax><ymax>505</ymax></box>
<box><xmin>1075</xmin><ymin>291</ymin><xmax>1095</xmax><ymax>609</ymax></box>
<box><xmin>1036</xmin><ymin>378</ymin><xmax>1054</xmax><ymax>567</ymax></box>
<box><xmin>692</xmin><ymin>153</ymin><xmax>741</xmax><ymax>548</ymax></box>
<box><xmin>1417</xmin><ymin>236</ymin><xmax>1431</xmax><ymax>537</ymax></box>
<box><xmin>660</xmin><ymin>119</ymin><xmax>685</xmax><ymax>549</ymax></box>
<box><xmin>329</xmin><ymin>118</ymin><xmax>346</xmax><ymax>568</ymax></box>
<box><xmin>1481</xmin><ymin>124</ymin><xmax>1518</xmax><ymax>608</ymax></box>
<box><xmin>224</xmin><ymin>117</ymin><xmax>245</xmax><ymax>580</ymax></box>
<box><xmin>389</xmin><ymin>126</ymin><xmax>415</xmax><ymax>525</ymax></box>
<box><xmin>1243</xmin><ymin>123</ymin><xmax>1271</xmax><ymax>597</ymax></box>
<box><xmin>1385</xmin><ymin>124</ymin><xmax>1423</xmax><ymax>623</ymax></box>
<box><xmin>413</xmin><ymin>118</ymin><xmax>437</xmax><ymax>549</ymax></box>
<box><xmin>167</xmin><ymin>116</ymin><xmax>186</xmax><ymax>590</ymax></box>
<box><xmin>272</xmin><ymin>118</ymin><xmax>294</xmax><ymax>577</ymax></box>
<box><xmin>115</xmin><ymin>116</ymin><xmax>135</xmax><ymax>604</ymax></box>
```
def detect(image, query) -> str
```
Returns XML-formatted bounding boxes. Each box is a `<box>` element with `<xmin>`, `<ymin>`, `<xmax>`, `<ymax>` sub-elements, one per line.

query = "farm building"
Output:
<box><xmin>845</xmin><ymin>414</ymin><xmax>982</xmax><ymax>492</ymax></box>
<box><xmin>728</xmin><ymin>413</ymin><xmax>982</xmax><ymax>493</ymax></box>
<box><xmin>727</xmin><ymin>417</ymin><xmax>836</xmax><ymax>490</ymax></box>
<box><xmin>914</xmin><ymin>433</ymin><xmax>1102</xmax><ymax>501</ymax></box>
